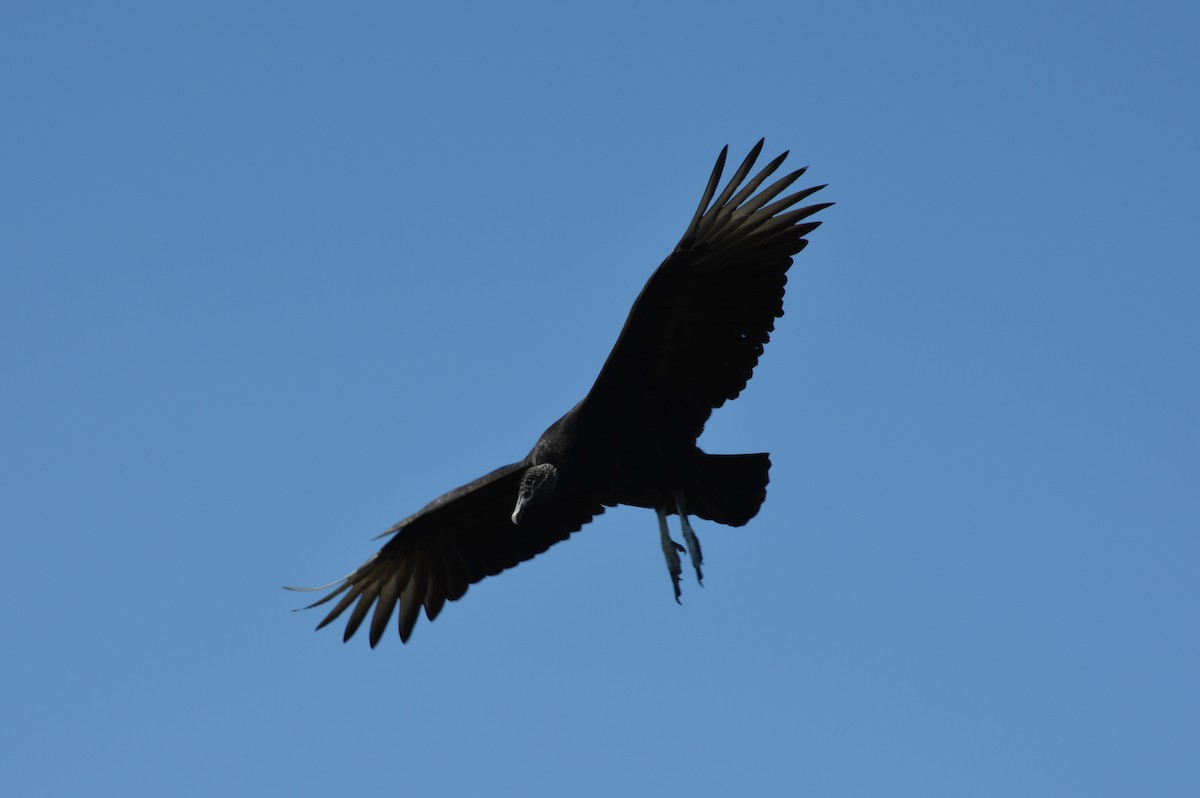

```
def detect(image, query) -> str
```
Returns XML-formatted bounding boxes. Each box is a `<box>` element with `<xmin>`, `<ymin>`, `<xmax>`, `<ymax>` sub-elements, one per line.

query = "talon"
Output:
<box><xmin>657</xmin><ymin>507</ymin><xmax>684</xmax><ymax>602</ymax></box>
<box><xmin>673</xmin><ymin>491</ymin><xmax>705</xmax><ymax>584</ymax></box>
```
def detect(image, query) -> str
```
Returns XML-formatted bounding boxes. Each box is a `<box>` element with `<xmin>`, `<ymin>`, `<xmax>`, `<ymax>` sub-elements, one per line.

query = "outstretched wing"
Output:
<box><xmin>291</xmin><ymin>462</ymin><xmax>604</xmax><ymax>646</ymax></box>
<box><xmin>582</xmin><ymin>140</ymin><xmax>832</xmax><ymax>441</ymax></box>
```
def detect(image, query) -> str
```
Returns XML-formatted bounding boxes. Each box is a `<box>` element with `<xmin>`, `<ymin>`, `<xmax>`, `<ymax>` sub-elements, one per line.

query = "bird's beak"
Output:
<box><xmin>511</xmin><ymin>498</ymin><xmax>528</xmax><ymax>525</ymax></box>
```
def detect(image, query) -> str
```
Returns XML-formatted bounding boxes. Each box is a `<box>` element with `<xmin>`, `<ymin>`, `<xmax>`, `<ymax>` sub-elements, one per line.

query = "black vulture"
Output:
<box><xmin>289</xmin><ymin>140</ymin><xmax>831</xmax><ymax>646</ymax></box>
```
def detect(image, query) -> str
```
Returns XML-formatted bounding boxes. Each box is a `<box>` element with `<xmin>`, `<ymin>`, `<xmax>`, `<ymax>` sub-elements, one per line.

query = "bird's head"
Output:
<box><xmin>511</xmin><ymin>463</ymin><xmax>559</xmax><ymax>525</ymax></box>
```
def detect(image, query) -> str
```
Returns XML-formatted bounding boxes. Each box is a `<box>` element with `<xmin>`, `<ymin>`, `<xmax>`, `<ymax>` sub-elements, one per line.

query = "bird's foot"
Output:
<box><xmin>657</xmin><ymin>507</ymin><xmax>685</xmax><ymax>603</ymax></box>
<box><xmin>673</xmin><ymin>491</ymin><xmax>704</xmax><ymax>585</ymax></box>
<box><xmin>679</xmin><ymin>517</ymin><xmax>704</xmax><ymax>586</ymax></box>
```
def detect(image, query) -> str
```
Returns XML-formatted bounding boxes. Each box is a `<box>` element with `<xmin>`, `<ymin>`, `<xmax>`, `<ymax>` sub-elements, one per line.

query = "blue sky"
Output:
<box><xmin>2</xmin><ymin>2</ymin><xmax>1197</xmax><ymax>795</ymax></box>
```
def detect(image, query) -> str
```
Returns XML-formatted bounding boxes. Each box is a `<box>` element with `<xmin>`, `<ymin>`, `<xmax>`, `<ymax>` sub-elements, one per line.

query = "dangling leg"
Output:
<box><xmin>656</xmin><ymin>506</ymin><xmax>685</xmax><ymax>604</ymax></box>
<box><xmin>672</xmin><ymin>490</ymin><xmax>704</xmax><ymax>585</ymax></box>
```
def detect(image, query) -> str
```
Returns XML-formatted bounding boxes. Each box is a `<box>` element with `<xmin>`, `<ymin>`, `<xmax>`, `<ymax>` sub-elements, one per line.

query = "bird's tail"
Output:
<box><xmin>686</xmin><ymin>452</ymin><xmax>771</xmax><ymax>526</ymax></box>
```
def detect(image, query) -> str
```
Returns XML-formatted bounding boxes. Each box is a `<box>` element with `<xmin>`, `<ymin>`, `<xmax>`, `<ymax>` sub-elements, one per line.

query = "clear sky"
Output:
<box><xmin>2</xmin><ymin>2</ymin><xmax>1197</xmax><ymax>796</ymax></box>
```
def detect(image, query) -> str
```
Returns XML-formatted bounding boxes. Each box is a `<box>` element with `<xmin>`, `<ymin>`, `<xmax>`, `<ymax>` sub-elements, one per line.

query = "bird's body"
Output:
<box><xmin>291</xmin><ymin>140</ymin><xmax>831</xmax><ymax>645</ymax></box>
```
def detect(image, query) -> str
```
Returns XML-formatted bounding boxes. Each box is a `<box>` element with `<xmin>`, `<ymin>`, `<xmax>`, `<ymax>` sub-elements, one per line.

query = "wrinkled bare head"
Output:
<box><xmin>511</xmin><ymin>463</ymin><xmax>559</xmax><ymax>524</ymax></box>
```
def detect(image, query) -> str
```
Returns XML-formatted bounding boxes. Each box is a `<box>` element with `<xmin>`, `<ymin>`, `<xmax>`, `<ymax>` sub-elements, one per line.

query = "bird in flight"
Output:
<box><xmin>289</xmin><ymin>140</ymin><xmax>831</xmax><ymax>646</ymax></box>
